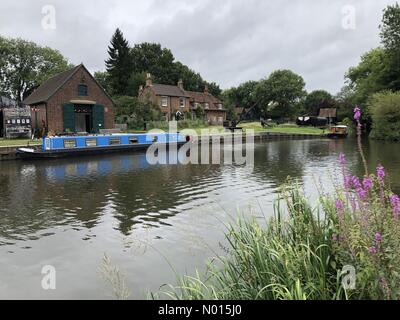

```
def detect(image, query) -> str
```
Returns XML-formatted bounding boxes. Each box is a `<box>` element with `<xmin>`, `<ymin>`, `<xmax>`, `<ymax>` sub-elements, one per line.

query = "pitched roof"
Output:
<box><xmin>152</xmin><ymin>84</ymin><xmax>191</xmax><ymax>97</ymax></box>
<box><xmin>319</xmin><ymin>108</ymin><xmax>337</xmax><ymax>118</ymax></box>
<box><xmin>23</xmin><ymin>65</ymin><xmax>81</xmax><ymax>105</ymax></box>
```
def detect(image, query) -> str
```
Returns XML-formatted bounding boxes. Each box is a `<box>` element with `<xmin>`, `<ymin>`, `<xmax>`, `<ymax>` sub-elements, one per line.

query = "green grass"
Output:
<box><xmin>239</xmin><ymin>122</ymin><xmax>326</xmax><ymax>135</ymax></box>
<box><xmin>0</xmin><ymin>138</ymin><xmax>41</xmax><ymax>148</ymax></box>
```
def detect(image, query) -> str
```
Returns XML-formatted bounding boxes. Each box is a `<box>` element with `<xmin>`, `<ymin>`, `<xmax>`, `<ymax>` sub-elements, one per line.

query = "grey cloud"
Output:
<box><xmin>0</xmin><ymin>0</ymin><xmax>397</xmax><ymax>94</ymax></box>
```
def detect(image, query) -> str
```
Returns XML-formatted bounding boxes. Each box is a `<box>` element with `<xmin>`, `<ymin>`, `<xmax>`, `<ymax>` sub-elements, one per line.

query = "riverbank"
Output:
<box><xmin>0</xmin><ymin>131</ymin><xmax>326</xmax><ymax>161</ymax></box>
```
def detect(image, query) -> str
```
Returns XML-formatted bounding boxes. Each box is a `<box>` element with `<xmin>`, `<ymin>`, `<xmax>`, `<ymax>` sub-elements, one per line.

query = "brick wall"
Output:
<box><xmin>46</xmin><ymin>66</ymin><xmax>115</xmax><ymax>133</ymax></box>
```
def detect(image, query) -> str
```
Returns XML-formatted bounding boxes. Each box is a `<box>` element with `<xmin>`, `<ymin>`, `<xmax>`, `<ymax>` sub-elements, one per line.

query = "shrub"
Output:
<box><xmin>368</xmin><ymin>91</ymin><xmax>400</xmax><ymax>141</ymax></box>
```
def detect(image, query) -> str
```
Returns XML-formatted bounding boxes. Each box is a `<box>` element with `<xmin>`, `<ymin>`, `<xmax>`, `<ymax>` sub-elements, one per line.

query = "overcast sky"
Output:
<box><xmin>0</xmin><ymin>0</ymin><xmax>397</xmax><ymax>94</ymax></box>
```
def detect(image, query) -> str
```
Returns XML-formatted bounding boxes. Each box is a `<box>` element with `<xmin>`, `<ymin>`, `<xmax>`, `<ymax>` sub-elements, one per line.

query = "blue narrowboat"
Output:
<box><xmin>17</xmin><ymin>132</ymin><xmax>190</xmax><ymax>159</ymax></box>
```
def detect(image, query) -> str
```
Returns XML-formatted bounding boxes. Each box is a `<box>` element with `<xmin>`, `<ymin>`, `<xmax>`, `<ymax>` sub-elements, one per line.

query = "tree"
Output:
<box><xmin>368</xmin><ymin>91</ymin><xmax>400</xmax><ymax>141</ymax></box>
<box><xmin>380</xmin><ymin>3</ymin><xmax>400</xmax><ymax>52</ymax></box>
<box><xmin>379</xmin><ymin>3</ymin><xmax>400</xmax><ymax>91</ymax></box>
<box><xmin>105</xmin><ymin>28</ymin><xmax>132</xmax><ymax>96</ymax></box>
<box><xmin>113</xmin><ymin>95</ymin><xmax>161</xmax><ymax>130</ymax></box>
<box><xmin>304</xmin><ymin>90</ymin><xmax>334</xmax><ymax>116</ymax></box>
<box><xmin>94</xmin><ymin>71</ymin><xmax>112</xmax><ymax>94</ymax></box>
<box><xmin>0</xmin><ymin>36</ymin><xmax>70</xmax><ymax>102</ymax></box>
<box><xmin>256</xmin><ymin>70</ymin><xmax>306</xmax><ymax>119</ymax></box>
<box><xmin>345</xmin><ymin>48</ymin><xmax>388</xmax><ymax>106</ymax></box>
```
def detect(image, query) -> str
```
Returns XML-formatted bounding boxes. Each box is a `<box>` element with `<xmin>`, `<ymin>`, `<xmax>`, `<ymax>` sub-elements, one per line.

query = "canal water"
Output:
<box><xmin>0</xmin><ymin>138</ymin><xmax>399</xmax><ymax>299</ymax></box>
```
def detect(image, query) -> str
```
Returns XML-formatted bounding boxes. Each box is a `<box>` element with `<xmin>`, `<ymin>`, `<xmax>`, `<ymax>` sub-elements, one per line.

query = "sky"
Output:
<box><xmin>0</xmin><ymin>0</ymin><xmax>397</xmax><ymax>94</ymax></box>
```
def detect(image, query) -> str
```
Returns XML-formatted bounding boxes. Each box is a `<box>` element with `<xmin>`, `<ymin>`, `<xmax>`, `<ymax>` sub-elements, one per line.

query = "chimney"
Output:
<box><xmin>146</xmin><ymin>73</ymin><xmax>152</xmax><ymax>87</ymax></box>
<box><xmin>204</xmin><ymin>85</ymin><xmax>209</xmax><ymax>94</ymax></box>
<box><xmin>177</xmin><ymin>79</ymin><xmax>184</xmax><ymax>90</ymax></box>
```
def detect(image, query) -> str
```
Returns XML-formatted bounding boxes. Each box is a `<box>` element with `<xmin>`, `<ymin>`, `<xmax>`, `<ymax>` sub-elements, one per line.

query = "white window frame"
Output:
<box><xmin>204</xmin><ymin>103</ymin><xmax>209</xmax><ymax>109</ymax></box>
<box><xmin>179</xmin><ymin>97</ymin><xmax>185</xmax><ymax>108</ymax></box>
<box><xmin>161</xmin><ymin>96</ymin><xmax>168</xmax><ymax>107</ymax></box>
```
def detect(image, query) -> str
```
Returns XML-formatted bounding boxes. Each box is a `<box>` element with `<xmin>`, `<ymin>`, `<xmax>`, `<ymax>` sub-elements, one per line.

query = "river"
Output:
<box><xmin>0</xmin><ymin>138</ymin><xmax>399</xmax><ymax>299</ymax></box>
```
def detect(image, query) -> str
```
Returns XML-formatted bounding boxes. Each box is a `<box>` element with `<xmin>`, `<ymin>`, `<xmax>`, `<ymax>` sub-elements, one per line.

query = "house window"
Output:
<box><xmin>179</xmin><ymin>97</ymin><xmax>185</xmax><ymax>108</ymax></box>
<box><xmin>205</xmin><ymin>103</ymin><xmax>209</xmax><ymax>109</ymax></box>
<box><xmin>161</xmin><ymin>96</ymin><xmax>168</xmax><ymax>107</ymax></box>
<box><xmin>78</xmin><ymin>84</ymin><xmax>88</xmax><ymax>96</ymax></box>
<box><xmin>218</xmin><ymin>103</ymin><xmax>223</xmax><ymax>110</ymax></box>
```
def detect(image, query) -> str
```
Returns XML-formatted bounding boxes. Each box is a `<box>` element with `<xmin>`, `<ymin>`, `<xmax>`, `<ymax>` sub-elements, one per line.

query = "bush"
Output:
<box><xmin>368</xmin><ymin>91</ymin><xmax>400</xmax><ymax>141</ymax></box>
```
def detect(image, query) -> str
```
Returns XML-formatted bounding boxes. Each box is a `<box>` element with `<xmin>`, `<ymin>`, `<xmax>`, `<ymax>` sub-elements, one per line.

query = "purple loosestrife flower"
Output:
<box><xmin>377</xmin><ymin>165</ymin><xmax>385</xmax><ymax>180</ymax></box>
<box><xmin>363</xmin><ymin>176</ymin><xmax>373</xmax><ymax>191</ymax></box>
<box><xmin>368</xmin><ymin>246</ymin><xmax>377</xmax><ymax>255</ymax></box>
<box><xmin>390</xmin><ymin>194</ymin><xmax>400</xmax><ymax>216</ymax></box>
<box><xmin>354</xmin><ymin>106</ymin><xmax>361</xmax><ymax>121</ymax></box>
<box><xmin>332</xmin><ymin>234</ymin><xmax>338</xmax><ymax>241</ymax></box>
<box><xmin>344</xmin><ymin>175</ymin><xmax>352</xmax><ymax>189</ymax></box>
<box><xmin>336</xmin><ymin>199</ymin><xmax>344</xmax><ymax>210</ymax></box>
<box><xmin>339</xmin><ymin>153</ymin><xmax>346</xmax><ymax>166</ymax></box>
<box><xmin>357</xmin><ymin>188</ymin><xmax>367</xmax><ymax>200</ymax></box>
<box><xmin>351</xmin><ymin>176</ymin><xmax>362</xmax><ymax>189</ymax></box>
<box><xmin>375</xmin><ymin>233</ymin><xmax>382</xmax><ymax>242</ymax></box>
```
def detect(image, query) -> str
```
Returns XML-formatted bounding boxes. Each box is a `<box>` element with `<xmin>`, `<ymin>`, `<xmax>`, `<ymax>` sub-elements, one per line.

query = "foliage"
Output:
<box><xmin>256</xmin><ymin>70</ymin><xmax>306</xmax><ymax>119</ymax></box>
<box><xmin>368</xmin><ymin>91</ymin><xmax>400</xmax><ymax>141</ymax></box>
<box><xmin>105</xmin><ymin>29</ymin><xmax>132</xmax><ymax>96</ymax></box>
<box><xmin>0</xmin><ymin>36</ymin><xmax>70</xmax><ymax>102</ymax></box>
<box><xmin>113</xmin><ymin>95</ymin><xmax>162</xmax><ymax>130</ymax></box>
<box><xmin>303</xmin><ymin>90</ymin><xmax>334</xmax><ymax>116</ymax></box>
<box><xmin>94</xmin><ymin>71</ymin><xmax>112</xmax><ymax>94</ymax></box>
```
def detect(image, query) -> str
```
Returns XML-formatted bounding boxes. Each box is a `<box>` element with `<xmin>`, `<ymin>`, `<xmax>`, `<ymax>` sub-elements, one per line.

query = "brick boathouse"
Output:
<box><xmin>23</xmin><ymin>64</ymin><xmax>115</xmax><ymax>135</ymax></box>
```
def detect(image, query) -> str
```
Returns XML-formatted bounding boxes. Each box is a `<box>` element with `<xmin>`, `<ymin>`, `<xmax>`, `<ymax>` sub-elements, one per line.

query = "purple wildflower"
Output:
<box><xmin>344</xmin><ymin>175</ymin><xmax>352</xmax><ymax>189</ymax></box>
<box><xmin>377</xmin><ymin>165</ymin><xmax>385</xmax><ymax>180</ymax></box>
<box><xmin>332</xmin><ymin>234</ymin><xmax>338</xmax><ymax>242</ymax></box>
<box><xmin>368</xmin><ymin>246</ymin><xmax>377</xmax><ymax>255</ymax></box>
<box><xmin>363</xmin><ymin>176</ymin><xmax>373</xmax><ymax>191</ymax></box>
<box><xmin>390</xmin><ymin>194</ymin><xmax>400</xmax><ymax>216</ymax></box>
<box><xmin>351</xmin><ymin>176</ymin><xmax>362</xmax><ymax>189</ymax></box>
<box><xmin>357</xmin><ymin>188</ymin><xmax>367</xmax><ymax>200</ymax></box>
<box><xmin>354</xmin><ymin>106</ymin><xmax>361</xmax><ymax>121</ymax></box>
<box><xmin>339</xmin><ymin>153</ymin><xmax>346</xmax><ymax>166</ymax></box>
<box><xmin>375</xmin><ymin>233</ymin><xmax>382</xmax><ymax>242</ymax></box>
<box><xmin>336</xmin><ymin>199</ymin><xmax>344</xmax><ymax>210</ymax></box>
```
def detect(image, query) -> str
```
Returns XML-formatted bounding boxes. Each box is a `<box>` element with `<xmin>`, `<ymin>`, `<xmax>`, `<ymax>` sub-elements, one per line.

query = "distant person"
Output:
<box><xmin>41</xmin><ymin>120</ymin><xmax>47</xmax><ymax>139</ymax></box>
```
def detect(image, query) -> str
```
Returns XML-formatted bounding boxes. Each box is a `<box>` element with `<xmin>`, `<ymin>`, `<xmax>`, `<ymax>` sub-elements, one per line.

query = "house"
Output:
<box><xmin>318</xmin><ymin>108</ymin><xmax>337</xmax><ymax>124</ymax></box>
<box><xmin>23</xmin><ymin>64</ymin><xmax>115</xmax><ymax>135</ymax></box>
<box><xmin>0</xmin><ymin>96</ymin><xmax>31</xmax><ymax>138</ymax></box>
<box><xmin>139</xmin><ymin>74</ymin><xmax>226</xmax><ymax>125</ymax></box>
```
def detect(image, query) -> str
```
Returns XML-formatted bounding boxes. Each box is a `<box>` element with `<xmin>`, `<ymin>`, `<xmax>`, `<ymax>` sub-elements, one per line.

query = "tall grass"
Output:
<box><xmin>157</xmin><ymin>182</ymin><xmax>346</xmax><ymax>300</ymax></box>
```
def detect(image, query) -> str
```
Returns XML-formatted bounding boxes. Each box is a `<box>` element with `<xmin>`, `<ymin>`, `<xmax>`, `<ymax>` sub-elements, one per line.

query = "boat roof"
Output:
<box><xmin>332</xmin><ymin>125</ymin><xmax>348</xmax><ymax>128</ymax></box>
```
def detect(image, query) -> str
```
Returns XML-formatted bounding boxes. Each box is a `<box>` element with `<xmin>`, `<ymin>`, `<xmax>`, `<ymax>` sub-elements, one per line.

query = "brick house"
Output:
<box><xmin>23</xmin><ymin>64</ymin><xmax>115</xmax><ymax>135</ymax></box>
<box><xmin>139</xmin><ymin>74</ymin><xmax>226</xmax><ymax>125</ymax></box>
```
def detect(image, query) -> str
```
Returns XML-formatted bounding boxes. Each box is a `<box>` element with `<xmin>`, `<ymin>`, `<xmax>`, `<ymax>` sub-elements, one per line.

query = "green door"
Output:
<box><xmin>92</xmin><ymin>104</ymin><xmax>105</xmax><ymax>133</ymax></box>
<box><xmin>63</xmin><ymin>103</ymin><xmax>75</xmax><ymax>133</ymax></box>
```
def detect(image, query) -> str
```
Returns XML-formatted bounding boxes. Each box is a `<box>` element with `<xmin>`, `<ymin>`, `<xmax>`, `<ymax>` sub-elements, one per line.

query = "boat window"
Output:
<box><xmin>86</xmin><ymin>138</ymin><xmax>97</xmax><ymax>147</ymax></box>
<box><xmin>129</xmin><ymin>137</ymin><xmax>138</xmax><ymax>144</ymax></box>
<box><xmin>109</xmin><ymin>138</ymin><xmax>121</xmax><ymax>145</ymax></box>
<box><xmin>64</xmin><ymin>139</ymin><xmax>77</xmax><ymax>148</ymax></box>
<box><xmin>152</xmin><ymin>136</ymin><xmax>158</xmax><ymax>142</ymax></box>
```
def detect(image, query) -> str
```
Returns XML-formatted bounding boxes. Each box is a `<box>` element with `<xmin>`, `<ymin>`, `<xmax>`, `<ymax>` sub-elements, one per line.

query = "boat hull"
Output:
<box><xmin>17</xmin><ymin>142</ymin><xmax>187</xmax><ymax>160</ymax></box>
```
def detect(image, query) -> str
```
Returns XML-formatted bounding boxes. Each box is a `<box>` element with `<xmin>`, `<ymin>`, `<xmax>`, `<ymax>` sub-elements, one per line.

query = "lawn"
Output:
<box><xmin>0</xmin><ymin>138</ymin><xmax>41</xmax><ymax>148</ymax></box>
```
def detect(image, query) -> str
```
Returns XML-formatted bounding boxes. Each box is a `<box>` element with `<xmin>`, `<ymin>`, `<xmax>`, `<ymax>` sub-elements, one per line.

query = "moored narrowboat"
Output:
<box><xmin>327</xmin><ymin>125</ymin><xmax>348</xmax><ymax>139</ymax></box>
<box><xmin>17</xmin><ymin>132</ymin><xmax>189</xmax><ymax>159</ymax></box>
